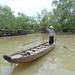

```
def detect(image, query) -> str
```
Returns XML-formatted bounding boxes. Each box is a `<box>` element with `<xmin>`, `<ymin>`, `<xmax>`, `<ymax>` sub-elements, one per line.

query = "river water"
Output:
<box><xmin>0</xmin><ymin>33</ymin><xmax>75</xmax><ymax>75</ymax></box>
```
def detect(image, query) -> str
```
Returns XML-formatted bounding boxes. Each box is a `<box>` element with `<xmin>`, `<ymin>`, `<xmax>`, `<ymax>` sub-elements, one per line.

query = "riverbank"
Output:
<box><xmin>0</xmin><ymin>30</ymin><xmax>27</xmax><ymax>37</ymax></box>
<box><xmin>0</xmin><ymin>29</ymin><xmax>75</xmax><ymax>37</ymax></box>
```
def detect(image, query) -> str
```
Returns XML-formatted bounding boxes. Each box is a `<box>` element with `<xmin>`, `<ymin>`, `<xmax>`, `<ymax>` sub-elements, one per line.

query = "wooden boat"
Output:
<box><xmin>3</xmin><ymin>42</ymin><xmax>55</xmax><ymax>63</ymax></box>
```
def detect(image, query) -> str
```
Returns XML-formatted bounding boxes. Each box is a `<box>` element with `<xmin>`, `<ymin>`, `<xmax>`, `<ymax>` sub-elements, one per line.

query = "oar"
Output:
<box><xmin>42</xmin><ymin>32</ymin><xmax>45</xmax><ymax>43</ymax></box>
<box><xmin>42</xmin><ymin>31</ymin><xmax>46</xmax><ymax>43</ymax></box>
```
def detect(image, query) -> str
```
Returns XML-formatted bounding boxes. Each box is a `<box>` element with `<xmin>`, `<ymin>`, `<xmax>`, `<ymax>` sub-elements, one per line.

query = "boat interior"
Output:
<box><xmin>14</xmin><ymin>42</ymin><xmax>50</xmax><ymax>57</ymax></box>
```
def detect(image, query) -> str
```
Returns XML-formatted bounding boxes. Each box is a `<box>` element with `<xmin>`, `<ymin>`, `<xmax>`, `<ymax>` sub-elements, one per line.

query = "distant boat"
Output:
<box><xmin>3</xmin><ymin>42</ymin><xmax>55</xmax><ymax>64</ymax></box>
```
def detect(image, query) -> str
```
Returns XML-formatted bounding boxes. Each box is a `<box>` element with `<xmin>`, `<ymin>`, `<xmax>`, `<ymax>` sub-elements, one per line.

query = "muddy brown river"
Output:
<box><xmin>0</xmin><ymin>33</ymin><xmax>75</xmax><ymax>75</ymax></box>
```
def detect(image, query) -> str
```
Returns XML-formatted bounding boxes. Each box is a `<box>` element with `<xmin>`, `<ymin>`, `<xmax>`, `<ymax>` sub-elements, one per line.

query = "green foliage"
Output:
<box><xmin>0</xmin><ymin>1</ymin><xmax>75</xmax><ymax>36</ymax></box>
<box><xmin>51</xmin><ymin>0</ymin><xmax>75</xmax><ymax>32</ymax></box>
<box><xmin>0</xmin><ymin>5</ymin><xmax>14</xmax><ymax>30</ymax></box>
<box><xmin>0</xmin><ymin>5</ymin><xmax>37</xmax><ymax>34</ymax></box>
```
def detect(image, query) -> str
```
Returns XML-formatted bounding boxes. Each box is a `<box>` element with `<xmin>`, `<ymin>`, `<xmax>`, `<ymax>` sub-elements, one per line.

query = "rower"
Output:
<box><xmin>47</xmin><ymin>26</ymin><xmax>55</xmax><ymax>45</ymax></box>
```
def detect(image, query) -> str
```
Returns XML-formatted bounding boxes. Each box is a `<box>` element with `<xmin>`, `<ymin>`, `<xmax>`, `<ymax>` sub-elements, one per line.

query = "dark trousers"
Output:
<box><xmin>49</xmin><ymin>36</ymin><xmax>54</xmax><ymax>45</ymax></box>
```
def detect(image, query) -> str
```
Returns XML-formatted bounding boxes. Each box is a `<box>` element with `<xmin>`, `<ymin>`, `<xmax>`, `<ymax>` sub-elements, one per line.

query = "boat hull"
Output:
<box><xmin>3</xmin><ymin>42</ymin><xmax>55</xmax><ymax>63</ymax></box>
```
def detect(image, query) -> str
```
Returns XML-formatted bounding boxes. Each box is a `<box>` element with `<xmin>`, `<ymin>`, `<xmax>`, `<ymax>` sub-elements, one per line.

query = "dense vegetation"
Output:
<box><xmin>0</xmin><ymin>0</ymin><xmax>75</xmax><ymax>36</ymax></box>
<box><xmin>51</xmin><ymin>0</ymin><xmax>75</xmax><ymax>32</ymax></box>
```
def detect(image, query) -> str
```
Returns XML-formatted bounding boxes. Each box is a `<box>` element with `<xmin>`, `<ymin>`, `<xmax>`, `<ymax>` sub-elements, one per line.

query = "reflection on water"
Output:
<box><xmin>0</xmin><ymin>33</ymin><xmax>75</xmax><ymax>75</ymax></box>
<box><xmin>0</xmin><ymin>65</ymin><xmax>14</xmax><ymax>75</ymax></box>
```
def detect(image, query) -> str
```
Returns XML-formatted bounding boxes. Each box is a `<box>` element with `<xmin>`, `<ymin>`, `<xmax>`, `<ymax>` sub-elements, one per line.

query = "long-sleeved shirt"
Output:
<box><xmin>47</xmin><ymin>29</ymin><xmax>55</xmax><ymax>37</ymax></box>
